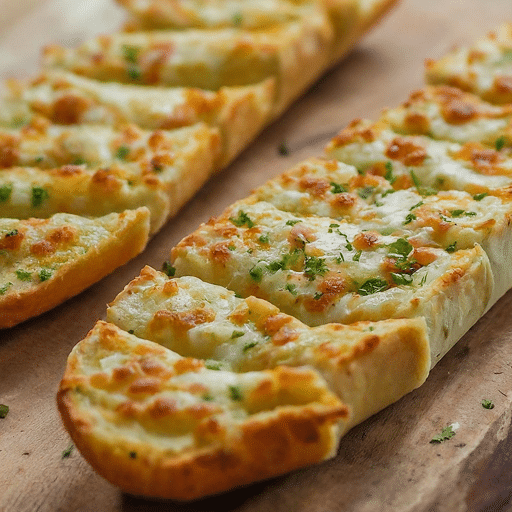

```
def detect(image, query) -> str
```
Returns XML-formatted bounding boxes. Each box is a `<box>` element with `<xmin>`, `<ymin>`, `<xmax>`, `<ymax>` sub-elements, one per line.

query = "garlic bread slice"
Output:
<box><xmin>2</xmin><ymin>71</ymin><xmax>275</xmax><ymax>165</ymax></box>
<box><xmin>170</xmin><ymin>201</ymin><xmax>492</xmax><ymax>366</ymax></box>
<box><xmin>57</xmin><ymin>320</ymin><xmax>348</xmax><ymax>500</ymax></box>
<box><xmin>425</xmin><ymin>23</ymin><xmax>512</xmax><ymax>104</ymax></box>
<box><xmin>0</xmin><ymin>208</ymin><xmax>149</xmax><ymax>328</ymax></box>
<box><xmin>107</xmin><ymin>268</ymin><xmax>430</xmax><ymax>429</ymax></box>
<box><xmin>43</xmin><ymin>18</ymin><xmax>333</xmax><ymax>117</ymax></box>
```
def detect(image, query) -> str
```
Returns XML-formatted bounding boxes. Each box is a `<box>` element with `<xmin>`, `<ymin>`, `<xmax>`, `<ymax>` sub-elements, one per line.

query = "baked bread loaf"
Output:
<box><xmin>0</xmin><ymin>0</ymin><xmax>397</xmax><ymax>326</ymax></box>
<box><xmin>59</xmin><ymin>23</ymin><xmax>512</xmax><ymax>500</ymax></box>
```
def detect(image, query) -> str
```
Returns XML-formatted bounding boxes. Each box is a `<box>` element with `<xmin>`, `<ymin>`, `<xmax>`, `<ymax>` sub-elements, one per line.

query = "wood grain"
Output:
<box><xmin>0</xmin><ymin>1</ymin><xmax>511</xmax><ymax>511</ymax></box>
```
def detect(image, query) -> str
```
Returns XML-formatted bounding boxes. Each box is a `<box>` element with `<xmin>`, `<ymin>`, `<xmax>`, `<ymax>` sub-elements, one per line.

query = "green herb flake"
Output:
<box><xmin>384</xmin><ymin>161</ymin><xmax>396</xmax><ymax>183</ymax></box>
<box><xmin>243</xmin><ymin>342</ymin><xmax>257</xmax><ymax>352</ymax></box>
<box><xmin>482</xmin><ymin>399</ymin><xmax>494</xmax><ymax>410</ymax></box>
<box><xmin>303</xmin><ymin>256</ymin><xmax>327</xmax><ymax>281</ymax></box>
<box><xmin>205</xmin><ymin>362</ymin><xmax>221</xmax><ymax>371</ymax></box>
<box><xmin>15</xmin><ymin>270</ymin><xmax>32</xmax><ymax>282</ymax></box>
<box><xmin>391</xmin><ymin>272</ymin><xmax>413</xmax><ymax>286</ymax></box>
<box><xmin>286</xmin><ymin>219</ymin><xmax>302</xmax><ymax>226</ymax></box>
<box><xmin>330</xmin><ymin>182</ymin><xmax>347</xmax><ymax>194</ymax></box>
<box><xmin>116</xmin><ymin>145</ymin><xmax>130</xmax><ymax>160</ymax></box>
<box><xmin>202</xmin><ymin>394</ymin><xmax>214</xmax><ymax>401</ymax></box>
<box><xmin>358</xmin><ymin>278</ymin><xmax>388</xmax><ymax>296</ymax></box>
<box><xmin>35</xmin><ymin>156</ymin><xmax>44</xmax><ymax>164</ymax></box>
<box><xmin>313</xmin><ymin>292</ymin><xmax>323</xmax><ymax>300</ymax></box>
<box><xmin>278</xmin><ymin>142</ymin><xmax>289</xmax><ymax>156</ymax></box>
<box><xmin>430</xmin><ymin>425</ymin><xmax>456</xmax><ymax>443</ymax></box>
<box><xmin>473</xmin><ymin>192</ymin><xmax>488</xmax><ymax>201</ymax></box>
<box><xmin>128</xmin><ymin>329</ymin><xmax>134</xmax><ymax>334</ymax></box>
<box><xmin>387</xmin><ymin>238</ymin><xmax>413</xmax><ymax>259</ymax></box>
<box><xmin>419</xmin><ymin>273</ymin><xmax>428</xmax><ymax>286</ymax></box>
<box><xmin>249</xmin><ymin>265</ymin><xmax>263</xmax><ymax>282</ymax></box>
<box><xmin>446</xmin><ymin>241</ymin><xmax>457</xmax><ymax>253</ymax></box>
<box><xmin>127</xmin><ymin>66</ymin><xmax>142</xmax><ymax>81</ymax></box>
<box><xmin>410</xmin><ymin>170</ymin><xmax>421</xmax><ymax>190</ymax></box>
<box><xmin>410</xmin><ymin>201</ymin><xmax>423</xmax><ymax>211</ymax></box>
<box><xmin>0</xmin><ymin>185</ymin><xmax>12</xmax><ymax>203</ymax></box>
<box><xmin>232</xmin><ymin>11</ymin><xmax>243</xmax><ymax>27</ymax></box>
<box><xmin>495</xmin><ymin>136</ymin><xmax>506</xmax><ymax>151</ymax></box>
<box><xmin>231</xmin><ymin>331</ymin><xmax>245</xmax><ymax>339</ymax></box>
<box><xmin>229</xmin><ymin>385</ymin><xmax>243</xmax><ymax>401</ymax></box>
<box><xmin>5</xmin><ymin>229</ymin><xmax>18</xmax><ymax>237</ymax></box>
<box><xmin>285</xmin><ymin>283</ymin><xmax>297</xmax><ymax>295</ymax></box>
<box><xmin>31</xmin><ymin>187</ymin><xmax>49</xmax><ymax>208</ymax></box>
<box><xmin>335</xmin><ymin>253</ymin><xmax>345</xmax><ymax>264</ymax></box>
<box><xmin>162</xmin><ymin>261</ymin><xmax>176</xmax><ymax>277</ymax></box>
<box><xmin>0</xmin><ymin>283</ymin><xmax>12</xmax><ymax>295</ymax></box>
<box><xmin>72</xmin><ymin>157</ymin><xmax>86</xmax><ymax>166</ymax></box>
<box><xmin>403</xmin><ymin>213</ymin><xmax>416</xmax><ymax>225</ymax></box>
<box><xmin>267</xmin><ymin>260</ymin><xmax>284</xmax><ymax>273</ymax></box>
<box><xmin>352</xmin><ymin>250</ymin><xmax>362</xmax><ymax>262</ymax></box>
<box><xmin>0</xmin><ymin>404</ymin><xmax>9</xmax><ymax>418</ymax></box>
<box><xmin>38</xmin><ymin>268</ymin><xmax>53</xmax><ymax>282</ymax></box>
<box><xmin>357</xmin><ymin>186</ymin><xmax>375</xmax><ymax>199</ymax></box>
<box><xmin>382</xmin><ymin>189</ymin><xmax>396</xmax><ymax>198</ymax></box>
<box><xmin>122</xmin><ymin>45</ymin><xmax>140</xmax><ymax>63</ymax></box>
<box><xmin>229</xmin><ymin>210</ymin><xmax>255</xmax><ymax>228</ymax></box>
<box><xmin>258</xmin><ymin>234</ymin><xmax>269</xmax><ymax>244</ymax></box>
<box><xmin>129</xmin><ymin>451</ymin><xmax>137</xmax><ymax>459</ymax></box>
<box><xmin>61</xmin><ymin>444</ymin><xmax>74</xmax><ymax>459</ymax></box>
<box><xmin>450</xmin><ymin>209</ymin><xmax>465</xmax><ymax>218</ymax></box>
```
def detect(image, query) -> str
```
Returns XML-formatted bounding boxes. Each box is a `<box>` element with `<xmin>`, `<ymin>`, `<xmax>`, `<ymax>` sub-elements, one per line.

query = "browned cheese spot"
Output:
<box><xmin>385</xmin><ymin>137</ymin><xmax>427</xmax><ymax>166</ymax></box>
<box><xmin>51</xmin><ymin>95</ymin><xmax>91</xmax><ymax>124</ymax></box>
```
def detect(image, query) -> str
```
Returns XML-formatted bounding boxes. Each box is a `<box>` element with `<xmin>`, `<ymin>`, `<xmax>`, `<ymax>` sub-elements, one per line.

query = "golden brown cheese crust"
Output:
<box><xmin>425</xmin><ymin>24</ymin><xmax>512</xmax><ymax>104</ymax></box>
<box><xmin>0</xmin><ymin>208</ymin><xmax>150</xmax><ymax>328</ymax></box>
<box><xmin>58</xmin><ymin>320</ymin><xmax>349</xmax><ymax>500</ymax></box>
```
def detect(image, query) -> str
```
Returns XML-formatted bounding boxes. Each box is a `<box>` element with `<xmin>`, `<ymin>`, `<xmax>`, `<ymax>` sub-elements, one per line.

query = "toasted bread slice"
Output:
<box><xmin>43</xmin><ymin>17</ymin><xmax>333</xmax><ymax>117</ymax></box>
<box><xmin>425</xmin><ymin>23</ymin><xmax>512</xmax><ymax>104</ymax></box>
<box><xmin>0</xmin><ymin>208</ymin><xmax>149</xmax><ymax>328</ymax></box>
<box><xmin>1</xmin><ymin>71</ymin><xmax>275</xmax><ymax>166</ymax></box>
<box><xmin>170</xmin><ymin>200</ymin><xmax>492</xmax><ymax>366</ymax></box>
<box><xmin>381</xmin><ymin>86</ymin><xmax>512</xmax><ymax>149</ymax></box>
<box><xmin>57</xmin><ymin>319</ymin><xmax>349</xmax><ymax>500</ymax></box>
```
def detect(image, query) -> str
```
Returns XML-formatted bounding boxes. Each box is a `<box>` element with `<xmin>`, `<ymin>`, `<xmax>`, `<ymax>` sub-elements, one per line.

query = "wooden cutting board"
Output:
<box><xmin>1</xmin><ymin>1</ymin><xmax>511</xmax><ymax>511</ymax></box>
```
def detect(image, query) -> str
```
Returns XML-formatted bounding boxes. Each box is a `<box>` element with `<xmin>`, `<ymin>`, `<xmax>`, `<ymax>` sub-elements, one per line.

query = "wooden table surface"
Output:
<box><xmin>1</xmin><ymin>1</ymin><xmax>512</xmax><ymax>511</ymax></box>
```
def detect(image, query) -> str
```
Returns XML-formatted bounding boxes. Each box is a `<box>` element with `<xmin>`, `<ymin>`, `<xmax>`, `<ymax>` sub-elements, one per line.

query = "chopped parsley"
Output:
<box><xmin>352</xmin><ymin>250</ymin><xmax>362</xmax><ymax>262</ymax></box>
<box><xmin>313</xmin><ymin>292</ymin><xmax>323</xmax><ymax>300</ymax></box>
<box><xmin>357</xmin><ymin>186</ymin><xmax>375</xmax><ymax>200</ymax></box>
<box><xmin>384</xmin><ymin>161</ymin><xmax>396</xmax><ymax>184</ymax></box>
<box><xmin>232</xmin><ymin>11</ymin><xmax>243</xmax><ymax>27</ymax></box>
<box><xmin>0</xmin><ymin>283</ymin><xmax>12</xmax><ymax>295</ymax></box>
<box><xmin>31</xmin><ymin>187</ymin><xmax>49</xmax><ymax>208</ymax></box>
<box><xmin>258</xmin><ymin>233</ymin><xmax>269</xmax><ymax>244</ymax></box>
<box><xmin>267</xmin><ymin>260</ymin><xmax>284</xmax><ymax>273</ymax></box>
<box><xmin>419</xmin><ymin>273</ymin><xmax>428</xmax><ymax>286</ymax></box>
<box><xmin>162</xmin><ymin>260</ymin><xmax>176</xmax><ymax>277</ymax></box>
<box><xmin>403</xmin><ymin>213</ymin><xmax>416</xmax><ymax>225</ymax></box>
<box><xmin>473</xmin><ymin>192</ymin><xmax>488</xmax><ymax>201</ymax></box>
<box><xmin>0</xmin><ymin>185</ymin><xmax>12</xmax><ymax>203</ymax></box>
<box><xmin>122</xmin><ymin>45</ymin><xmax>140</xmax><ymax>63</ymax></box>
<box><xmin>303</xmin><ymin>256</ymin><xmax>327</xmax><ymax>281</ymax></box>
<box><xmin>285</xmin><ymin>283</ymin><xmax>297</xmax><ymax>295</ymax></box>
<box><xmin>358</xmin><ymin>278</ymin><xmax>388</xmax><ymax>296</ymax></box>
<box><xmin>229</xmin><ymin>210</ymin><xmax>255</xmax><ymax>228</ymax></box>
<box><xmin>286</xmin><ymin>219</ymin><xmax>302</xmax><ymax>226</ymax></box>
<box><xmin>450</xmin><ymin>210</ymin><xmax>477</xmax><ymax>218</ymax></box>
<box><xmin>330</xmin><ymin>182</ymin><xmax>347</xmax><ymax>194</ymax></box>
<box><xmin>72</xmin><ymin>157</ymin><xmax>86</xmax><ymax>166</ymax></box>
<box><xmin>129</xmin><ymin>451</ymin><xmax>137</xmax><ymax>459</ymax></box>
<box><xmin>0</xmin><ymin>404</ymin><xmax>9</xmax><ymax>418</ymax></box>
<box><xmin>387</xmin><ymin>238</ymin><xmax>413</xmax><ymax>261</ymax></box>
<box><xmin>249</xmin><ymin>265</ymin><xmax>263</xmax><ymax>282</ymax></box>
<box><xmin>243</xmin><ymin>342</ymin><xmax>258</xmax><ymax>352</ymax></box>
<box><xmin>481</xmin><ymin>399</ymin><xmax>494</xmax><ymax>410</ymax></box>
<box><xmin>410</xmin><ymin>201</ymin><xmax>423</xmax><ymax>211</ymax></box>
<box><xmin>5</xmin><ymin>229</ymin><xmax>18</xmax><ymax>237</ymax></box>
<box><xmin>205</xmin><ymin>362</ymin><xmax>221</xmax><ymax>371</ymax></box>
<box><xmin>495</xmin><ymin>136</ymin><xmax>506</xmax><ymax>151</ymax></box>
<box><xmin>430</xmin><ymin>425</ymin><xmax>456</xmax><ymax>443</ymax></box>
<box><xmin>410</xmin><ymin>170</ymin><xmax>421</xmax><ymax>190</ymax></box>
<box><xmin>391</xmin><ymin>272</ymin><xmax>413</xmax><ymax>286</ymax></box>
<box><xmin>38</xmin><ymin>268</ymin><xmax>53</xmax><ymax>282</ymax></box>
<box><xmin>15</xmin><ymin>270</ymin><xmax>32</xmax><ymax>282</ymax></box>
<box><xmin>278</xmin><ymin>142</ymin><xmax>289</xmax><ymax>156</ymax></box>
<box><xmin>446</xmin><ymin>241</ymin><xmax>457</xmax><ymax>253</ymax></box>
<box><xmin>229</xmin><ymin>385</ymin><xmax>243</xmax><ymax>401</ymax></box>
<box><xmin>116</xmin><ymin>145</ymin><xmax>130</xmax><ymax>160</ymax></box>
<box><xmin>231</xmin><ymin>331</ymin><xmax>245</xmax><ymax>339</ymax></box>
<box><xmin>61</xmin><ymin>444</ymin><xmax>74</xmax><ymax>459</ymax></box>
<box><xmin>128</xmin><ymin>330</ymin><xmax>134</xmax><ymax>334</ymax></box>
<box><xmin>127</xmin><ymin>66</ymin><xmax>142</xmax><ymax>81</ymax></box>
<box><xmin>202</xmin><ymin>394</ymin><xmax>214</xmax><ymax>401</ymax></box>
